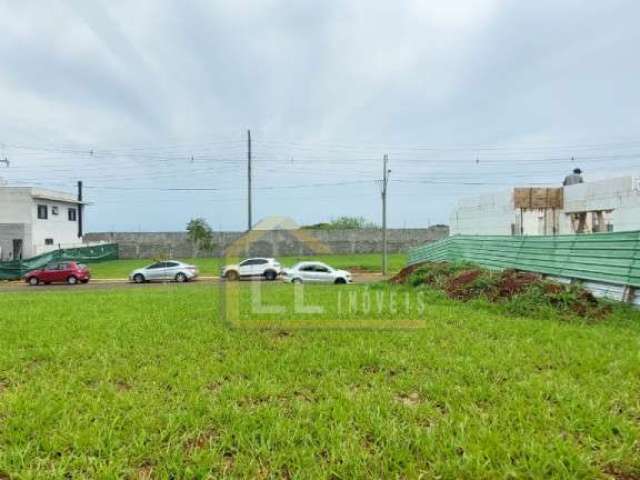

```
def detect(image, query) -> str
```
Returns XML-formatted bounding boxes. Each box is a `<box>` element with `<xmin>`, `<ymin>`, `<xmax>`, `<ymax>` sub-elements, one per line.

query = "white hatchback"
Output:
<box><xmin>282</xmin><ymin>261</ymin><xmax>352</xmax><ymax>284</ymax></box>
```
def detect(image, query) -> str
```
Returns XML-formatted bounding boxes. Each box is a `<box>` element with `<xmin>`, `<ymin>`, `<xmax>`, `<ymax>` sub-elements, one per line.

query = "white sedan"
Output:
<box><xmin>282</xmin><ymin>262</ymin><xmax>352</xmax><ymax>284</ymax></box>
<box><xmin>129</xmin><ymin>260</ymin><xmax>199</xmax><ymax>283</ymax></box>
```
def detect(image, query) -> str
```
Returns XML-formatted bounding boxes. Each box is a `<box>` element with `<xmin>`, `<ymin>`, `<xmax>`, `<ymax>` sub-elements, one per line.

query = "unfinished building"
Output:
<box><xmin>449</xmin><ymin>174</ymin><xmax>640</xmax><ymax>235</ymax></box>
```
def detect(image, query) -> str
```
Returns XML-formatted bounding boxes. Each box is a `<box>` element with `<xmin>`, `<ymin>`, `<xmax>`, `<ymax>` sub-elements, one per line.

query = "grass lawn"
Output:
<box><xmin>88</xmin><ymin>253</ymin><xmax>407</xmax><ymax>279</ymax></box>
<box><xmin>0</xmin><ymin>282</ymin><xmax>639</xmax><ymax>478</ymax></box>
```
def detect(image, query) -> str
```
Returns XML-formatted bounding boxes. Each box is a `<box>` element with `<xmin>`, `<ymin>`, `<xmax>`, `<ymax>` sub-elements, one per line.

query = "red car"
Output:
<box><xmin>25</xmin><ymin>261</ymin><xmax>91</xmax><ymax>286</ymax></box>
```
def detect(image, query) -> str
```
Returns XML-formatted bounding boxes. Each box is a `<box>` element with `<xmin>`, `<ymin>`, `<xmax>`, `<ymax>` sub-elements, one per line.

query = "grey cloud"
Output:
<box><xmin>0</xmin><ymin>0</ymin><xmax>639</xmax><ymax>230</ymax></box>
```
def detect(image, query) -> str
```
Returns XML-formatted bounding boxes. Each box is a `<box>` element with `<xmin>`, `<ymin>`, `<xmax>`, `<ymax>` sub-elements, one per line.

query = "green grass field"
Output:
<box><xmin>1</xmin><ymin>280</ymin><xmax>639</xmax><ymax>479</ymax></box>
<box><xmin>88</xmin><ymin>253</ymin><xmax>407</xmax><ymax>279</ymax></box>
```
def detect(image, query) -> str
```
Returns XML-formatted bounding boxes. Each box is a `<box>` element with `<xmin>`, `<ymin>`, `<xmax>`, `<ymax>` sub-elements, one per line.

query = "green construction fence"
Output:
<box><xmin>0</xmin><ymin>243</ymin><xmax>119</xmax><ymax>281</ymax></box>
<box><xmin>408</xmin><ymin>231</ymin><xmax>640</xmax><ymax>288</ymax></box>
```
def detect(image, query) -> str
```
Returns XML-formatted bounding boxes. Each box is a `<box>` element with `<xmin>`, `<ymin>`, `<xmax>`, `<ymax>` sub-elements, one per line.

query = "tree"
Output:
<box><xmin>186</xmin><ymin>218</ymin><xmax>214</xmax><ymax>257</ymax></box>
<box><xmin>302</xmin><ymin>216</ymin><xmax>378</xmax><ymax>230</ymax></box>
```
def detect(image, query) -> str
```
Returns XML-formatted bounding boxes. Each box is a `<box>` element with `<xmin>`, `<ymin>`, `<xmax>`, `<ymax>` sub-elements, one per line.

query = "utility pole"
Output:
<box><xmin>247</xmin><ymin>129</ymin><xmax>252</xmax><ymax>231</ymax></box>
<box><xmin>77</xmin><ymin>180</ymin><xmax>83</xmax><ymax>238</ymax></box>
<box><xmin>382</xmin><ymin>154</ymin><xmax>390</xmax><ymax>275</ymax></box>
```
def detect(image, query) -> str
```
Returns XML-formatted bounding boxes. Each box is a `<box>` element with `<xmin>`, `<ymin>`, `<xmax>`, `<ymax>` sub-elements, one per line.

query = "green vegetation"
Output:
<box><xmin>394</xmin><ymin>262</ymin><xmax>614</xmax><ymax>320</ymax></box>
<box><xmin>186</xmin><ymin>218</ymin><xmax>215</xmax><ymax>257</ymax></box>
<box><xmin>0</xmin><ymin>282</ymin><xmax>639</xmax><ymax>478</ymax></box>
<box><xmin>302</xmin><ymin>216</ymin><xmax>378</xmax><ymax>230</ymax></box>
<box><xmin>88</xmin><ymin>253</ymin><xmax>407</xmax><ymax>279</ymax></box>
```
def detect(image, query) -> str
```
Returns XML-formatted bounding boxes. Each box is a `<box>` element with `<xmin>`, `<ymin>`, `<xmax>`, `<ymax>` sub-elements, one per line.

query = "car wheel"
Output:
<box><xmin>133</xmin><ymin>274</ymin><xmax>145</xmax><ymax>284</ymax></box>
<box><xmin>334</xmin><ymin>278</ymin><xmax>347</xmax><ymax>284</ymax></box>
<box><xmin>67</xmin><ymin>276</ymin><xmax>78</xmax><ymax>285</ymax></box>
<box><xmin>175</xmin><ymin>272</ymin><xmax>188</xmax><ymax>283</ymax></box>
<box><xmin>81</xmin><ymin>279</ymin><xmax>89</xmax><ymax>284</ymax></box>
<box><xmin>292</xmin><ymin>278</ymin><xmax>303</xmax><ymax>284</ymax></box>
<box><xmin>264</xmin><ymin>270</ymin><xmax>277</xmax><ymax>281</ymax></box>
<box><xmin>225</xmin><ymin>270</ymin><xmax>239</xmax><ymax>281</ymax></box>
<box><xmin>28</xmin><ymin>277</ymin><xmax>39</xmax><ymax>286</ymax></box>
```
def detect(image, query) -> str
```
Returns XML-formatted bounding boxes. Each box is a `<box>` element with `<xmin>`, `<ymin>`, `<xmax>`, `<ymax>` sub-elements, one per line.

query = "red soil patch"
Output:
<box><xmin>603</xmin><ymin>465</ymin><xmax>640</xmax><ymax>480</ymax></box>
<box><xmin>543</xmin><ymin>283</ymin><xmax>564</xmax><ymax>295</ymax></box>
<box><xmin>389</xmin><ymin>264</ymin><xmax>423</xmax><ymax>284</ymax></box>
<box><xmin>566</xmin><ymin>290</ymin><xmax>611</xmax><ymax>318</ymax></box>
<box><xmin>446</xmin><ymin>270</ymin><xmax>482</xmax><ymax>300</ymax></box>
<box><xmin>492</xmin><ymin>270</ymin><xmax>540</xmax><ymax>299</ymax></box>
<box><xmin>390</xmin><ymin>261</ymin><xmax>612</xmax><ymax>319</ymax></box>
<box><xmin>184</xmin><ymin>429</ymin><xmax>218</xmax><ymax>452</ymax></box>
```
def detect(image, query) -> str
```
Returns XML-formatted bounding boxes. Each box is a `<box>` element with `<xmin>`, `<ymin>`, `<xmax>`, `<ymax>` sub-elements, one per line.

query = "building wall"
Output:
<box><xmin>449</xmin><ymin>190</ymin><xmax>557</xmax><ymax>235</ymax></box>
<box><xmin>0</xmin><ymin>189</ymin><xmax>34</xmax><ymax>258</ymax></box>
<box><xmin>450</xmin><ymin>174</ymin><xmax>640</xmax><ymax>236</ymax></box>
<box><xmin>563</xmin><ymin>175</ymin><xmax>640</xmax><ymax>233</ymax></box>
<box><xmin>449</xmin><ymin>190</ymin><xmax>515</xmax><ymax>235</ymax></box>
<box><xmin>0</xmin><ymin>188</ymin><xmax>32</xmax><ymax>223</ymax></box>
<box><xmin>30</xmin><ymin>199</ymin><xmax>81</xmax><ymax>256</ymax></box>
<box><xmin>0</xmin><ymin>223</ymin><xmax>28</xmax><ymax>260</ymax></box>
<box><xmin>84</xmin><ymin>227</ymin><xmax>450</xmax><ymax>259</ymax></box>
<box><xmin>0</xmin><ymin>187</ymin><xmax>82</xmax><ymax>258</ymax></box>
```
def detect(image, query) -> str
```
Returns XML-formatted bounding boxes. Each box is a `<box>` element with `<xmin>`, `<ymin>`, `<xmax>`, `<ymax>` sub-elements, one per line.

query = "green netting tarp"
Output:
<box><xmin>0</xmin><ymin>243</ymin><xmax>119</xmax><ymax>281</ymax></box>
<box><xmin>408</xmin><ymin>231</ymin><xmax>640</xmax><ymax>288</ymax></box>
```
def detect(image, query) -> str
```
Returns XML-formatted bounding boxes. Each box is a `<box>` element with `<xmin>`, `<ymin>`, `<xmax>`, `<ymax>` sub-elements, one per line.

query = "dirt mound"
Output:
<box><xmin>492</xmin><ymin>270</ymin><xmax>540</xmax><ymax>299</ymax></box>
<box><xmin>391</xmin><ymin>261</ymin><xmax>612</xmax><ymax>319</ymax></box>
<box><xmin>548</xmin><ymin>288</ymin><xmax>612</xmax><ymax>319</ymax></box>
<box><xmin>446</xmin><ymin>270</ymin><xmax>483</xmax><ymax>300</ymax></box>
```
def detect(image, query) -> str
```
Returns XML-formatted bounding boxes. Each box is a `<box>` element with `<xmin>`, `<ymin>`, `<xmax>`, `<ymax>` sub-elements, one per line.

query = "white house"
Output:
<box><xmin>0</xmin><ymin>186</ymin><xmax>87</xmax><ymax>260</ymax></box>
<box><xmin>450</xmin><ymin>174</ymin><xmax>640</xmax><ymax>236</ymax></box>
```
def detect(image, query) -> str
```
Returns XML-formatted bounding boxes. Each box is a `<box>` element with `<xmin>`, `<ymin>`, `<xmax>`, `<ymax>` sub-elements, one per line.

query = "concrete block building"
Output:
<box><xmin>450</xmin><ymin>174</ymin><xmax>640</xmax><ymax>236</ymax></box>
<box><xmin>563</xmin><ymin>175</ymin><xmax>640</xmax><ymax>233</ymax></box>
<box><xmin>0</xmin><ymin>186</ymin><xmax>86</xmax><ymax>260</ymax></box>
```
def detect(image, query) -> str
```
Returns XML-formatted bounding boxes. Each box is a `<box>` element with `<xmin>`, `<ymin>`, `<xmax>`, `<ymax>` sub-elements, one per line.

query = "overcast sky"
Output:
<box><xmin>1</xmin><ymin>0</ymin><xmax>639</xmax><ymax>231</ymax></box>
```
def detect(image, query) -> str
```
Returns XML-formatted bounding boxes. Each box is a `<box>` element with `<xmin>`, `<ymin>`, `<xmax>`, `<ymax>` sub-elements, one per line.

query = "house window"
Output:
<box><xmin>51</xmin><ymin>206</ymin><xmax>59</xmax><ymax>216</ymax></box>
<box><xmin>37</xmin><ymin>205</ymin><xmax>48</xmax><ymax>219</ymax></box>
<box><xmin>68</xmin><ymin>208</ymin><xmax>77</xmax><ymax>221</ymax></box>
<box><xmin>44</xmin><ymin>238</ymin><xmax>54</xmax><ymax>246</ymax></box>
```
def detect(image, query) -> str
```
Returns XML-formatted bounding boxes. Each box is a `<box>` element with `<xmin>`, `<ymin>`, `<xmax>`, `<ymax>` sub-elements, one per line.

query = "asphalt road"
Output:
<box><xmin>0</xmin><ymin>273</ymin><xmax>387</xmax><ymax>292</ymax></box>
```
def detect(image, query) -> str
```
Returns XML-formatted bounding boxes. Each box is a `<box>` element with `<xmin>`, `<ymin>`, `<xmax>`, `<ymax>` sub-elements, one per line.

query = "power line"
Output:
<box><xmin>79</xmin><ymin>179</ymin><xmax>377</xmax><ymax>192</ymax></box>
